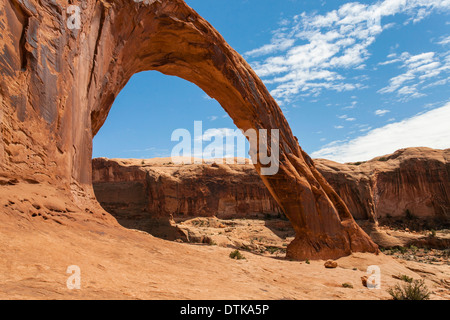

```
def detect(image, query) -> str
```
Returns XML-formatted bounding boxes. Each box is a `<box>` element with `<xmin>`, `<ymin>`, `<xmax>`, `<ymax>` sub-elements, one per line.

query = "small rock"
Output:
<box><xmin>324</xmin><ymin>260</ymin><xmax>338</xmax><ymax>268</ymax></box>
<box><xmin>361</xmin><ymin>276</ymin><xmax>368</xmax><ymax>287</ymax></box>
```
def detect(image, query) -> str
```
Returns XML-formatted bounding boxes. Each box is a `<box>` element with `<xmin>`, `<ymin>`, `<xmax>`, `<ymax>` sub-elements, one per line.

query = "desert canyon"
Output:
<box><xmin>0</xmin><ymin>0</ymin><xmax>448</xmax><ymax>300</ymax></box>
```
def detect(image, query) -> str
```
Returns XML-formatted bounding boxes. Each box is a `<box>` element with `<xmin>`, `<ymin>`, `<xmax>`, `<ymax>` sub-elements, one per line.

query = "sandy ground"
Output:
<box><xmin>0</xmin><ymin>183</ymin><xmax>448</xmax><ymax>300</ymax></box>
<box><xmin>0</xmin><ymin>213</ymin><xmax>448</xmax><ymax>299</ymax></box>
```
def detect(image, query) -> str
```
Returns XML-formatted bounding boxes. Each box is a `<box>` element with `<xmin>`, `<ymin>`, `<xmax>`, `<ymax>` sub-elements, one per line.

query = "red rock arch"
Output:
<box><xmin>0</xmin><ymin>0</ymin><xmax>377</xmax><ymax>260</ymax></box>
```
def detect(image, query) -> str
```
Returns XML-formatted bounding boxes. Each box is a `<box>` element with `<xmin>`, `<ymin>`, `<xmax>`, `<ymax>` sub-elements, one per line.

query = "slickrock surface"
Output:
<box><xmin>0</xmin><ymin>0</ymin><xmax>376</xmax><ymax>259</ymax></box>
<box><xmin>0</xmin><ymin>197</ymin><xmax>448</xmax><ymax>299</ymax></box>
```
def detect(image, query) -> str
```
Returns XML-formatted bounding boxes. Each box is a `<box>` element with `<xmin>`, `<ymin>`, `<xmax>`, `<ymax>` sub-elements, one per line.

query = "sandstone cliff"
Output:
<box><xmin>315</xmin><ymin>147</ymin><xmax>450</xmax><ymax>224</ymax></box>
<box><xmin>93</xmin><ymin>148</ymin><xmax>450</xmax><ymax>225</ymax></box>
<box><xmin>93</xmin><ymin>157</ymin><xmax>282</xmax><ymax>219</ymax></box>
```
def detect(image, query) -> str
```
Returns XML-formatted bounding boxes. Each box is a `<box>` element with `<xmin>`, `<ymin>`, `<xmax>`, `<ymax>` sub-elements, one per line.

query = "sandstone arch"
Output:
<box><xmin>0</xmin><ymin>0</ymin><xmax>378</xmax><ymax>260</ymax></box>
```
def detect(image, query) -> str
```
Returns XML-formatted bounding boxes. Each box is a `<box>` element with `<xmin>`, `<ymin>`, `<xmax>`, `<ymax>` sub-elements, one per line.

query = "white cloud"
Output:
<box><xmin>311</xmin><ymin>102</ymin><xmax>450</xmax><ymax>163</ymax></box>
<box><xmin>378</xmin><ymin>51</ymin><xmax>450</xmax><ymax>99</ymax></box>
<box><xmin>245</xmin><ymin>0</ymin><xmax>450</xmax><ymax>103</ymax></box>
<box><xmin>437</xmin><ymin>35</ymin><xmax>450</xmax><ymax>45</ymax></box>
<box><xmin>374</xmin><ymin>109</ymin><xmax>390</xmax><ymax>116</ymax></box>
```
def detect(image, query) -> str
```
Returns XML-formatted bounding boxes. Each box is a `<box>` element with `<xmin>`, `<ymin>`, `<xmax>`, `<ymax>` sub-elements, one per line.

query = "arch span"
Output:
<box><xmin>0</xmin><ymin>0</ymin><xmax>377</xmax><ymax>260</ymax></box>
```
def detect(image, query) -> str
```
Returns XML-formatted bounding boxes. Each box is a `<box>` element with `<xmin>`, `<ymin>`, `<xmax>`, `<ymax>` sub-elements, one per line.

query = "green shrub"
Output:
<box><xmin>342</xmin><ymin>283</ymin><xmax>354</xmax><ymax>288</ymax></box>
<box><xmin>305</xmin><ymin>259</ymin><xmax>310</xmax><ymax>264</ymax></box>
<box><xmin>397</xmin><ymin>274</ymin><xmax>414</xmax><ymax>283</ymax></box>
<box><xmin>266</xmin><ymin>246</ymin><xmax>279</xmax><ymax>254</ymax></box>
<box><xmin>398</xmin><ymin>246</ymin><xmax>408</xmax><ymax>254</ymax></box>
<box><xmin>229</xmin><ymin>250</ymin><xmax>245</xmax><ymax>260</ymax></box>
<box><xmin>387</xmin><ymin>279</ymin><xmax>430</xmax><ymax>300</ymax></box>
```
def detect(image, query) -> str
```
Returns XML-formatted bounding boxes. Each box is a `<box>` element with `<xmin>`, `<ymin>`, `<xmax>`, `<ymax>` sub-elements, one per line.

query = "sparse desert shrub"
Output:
<box><xmin>430</xmin><ymin>229</ymin><xmax>436</xmax><ymax>237</ymax></box>
<box><xmin>378</xmin><ymin>156</ymin><xmax>389</xmax><ymax>162</ymax></box>
<box><xmin>342</xmin><ymin>283</ymin><xmax>353</xmax><ymax>288</ymax></box>
<box><xmin>229</xmin><ymin>250</ymin><xmax>245</xmax><ymax>260</ymax></box>
<box><xmin>266</xmin><ymin>247</ymin><xmax>279</xmax><ymax>254</ymax></box>
<box><xmin>305</xmin><ymin>259</ymin><xmax>310</xmax><ymax>264</ymax></box>
<box><xmin>397</xmin><ymin>274</ymin><xmax>414</xmax><ymax>283</ymax></box>
<box><xmin>398</xmin><ymin>246</ymin><xmax>408</xmax><ymax>254</ymax></box>
<box><xmin>387</xmin><ymin>279</ymin><xmax>430</xmax><ymax>300</ymax></box>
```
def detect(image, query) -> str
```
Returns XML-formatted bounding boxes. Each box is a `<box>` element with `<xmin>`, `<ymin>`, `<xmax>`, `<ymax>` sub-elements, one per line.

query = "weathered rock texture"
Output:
<box><xmin>93</xmin><ymin>158</ymin><xmax>282</xmax><ymax>219</ymax></box>
<box><xmin>93</xmin><ymin>147</ymin><xmax>450</xmax><ymax>226</ymax></box>
<box><xmin>316</xmin><ymin>147</ymin><xmax>450</xmax><ymax>224</ymax></box>
<box><xmin>0</xmin><ymin>0</ymin><xmax>377</xmax><ymax>260</ymax></box>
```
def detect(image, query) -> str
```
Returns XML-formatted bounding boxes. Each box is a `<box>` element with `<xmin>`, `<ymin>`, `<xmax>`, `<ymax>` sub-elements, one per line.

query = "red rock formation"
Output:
<box><xmin>93</xmin><ymin>158</ymin><xmax>282</xmax><ymax>219</ymax></box>
<box><xmin>0</xmin><ymin>0</ymin><xmax>377</xmax><ymax>260</ymax></box>
<box><xmin>315</xmin><ymin>147</ymin><xmax>450</xmax><ymax>224</ymax></box>
<box><xmin>92</xmin><ymin>148</ymin><xmax>450</xmax><ymax>227</ymax></box>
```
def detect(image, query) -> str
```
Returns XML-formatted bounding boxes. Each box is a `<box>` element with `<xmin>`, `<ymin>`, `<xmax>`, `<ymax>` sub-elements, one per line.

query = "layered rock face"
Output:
<box><xmin>315</xmin><ymin>147</ymin><xmax>450</xmax><ymax>224</ymax></box>
<box><xmin>93</xmin><ymin>148</ymin><xmax>450</xmax><ymax>225</ymax></box>
<box><xmin>0</xmin><ymin>0</ymin><xmax>377</xmax><ymax>260</ymax></box>
<box><xmin>93</xmin><ymin>158</ymin><xmax>282</xmax><ymax>219</ymax></box>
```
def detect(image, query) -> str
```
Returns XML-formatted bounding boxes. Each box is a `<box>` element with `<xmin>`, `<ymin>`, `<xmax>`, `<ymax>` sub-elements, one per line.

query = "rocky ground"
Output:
<box><xmin>1</xmin><ymin>182</ymin><xmax>448</xmax><ymax>300</ymax></box>
<box><xmin>171</xmin><ymin>216</ymin><xmax>450</xmax><ymax>265</ymax></box>
<box><xmin>108</xmin><ymin>212</ymin><xmax>450</xmax><ymax>299</ymax></box>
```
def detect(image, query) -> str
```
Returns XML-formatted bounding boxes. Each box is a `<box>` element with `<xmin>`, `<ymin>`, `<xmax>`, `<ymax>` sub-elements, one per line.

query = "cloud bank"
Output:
<box><xmin>311</xmin><ymin>102</ymin><xmax>450</xmax><ymax>163</ymax></box>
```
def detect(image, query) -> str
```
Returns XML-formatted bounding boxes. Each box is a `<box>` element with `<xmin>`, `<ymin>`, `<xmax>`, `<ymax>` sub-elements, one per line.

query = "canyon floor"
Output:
<box><xmin>1</xmin><ymin>183</ymin><xmax>449</xmax><ymax>300</ymax></box>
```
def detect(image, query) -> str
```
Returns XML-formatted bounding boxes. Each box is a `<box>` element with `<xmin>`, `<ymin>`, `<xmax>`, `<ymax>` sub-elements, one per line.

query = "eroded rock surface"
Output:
<box><xmin>93</xmin><ymin>157</ymin><xmax>283</xmax><ymax>219</ymax></box>
<box><xmin>93</xmin><ymin>148</ymin><xmax>450</xmax><ymax>226</ymax></box>
<box><xmin>0</xmin><ymin>0</ymin><xmax>377</xmax><ymax>259</ymax></box>
<box><xmin>315</xmin><ymin>147</ymin><xmax>450</xmax><ymax>224</ymax></box>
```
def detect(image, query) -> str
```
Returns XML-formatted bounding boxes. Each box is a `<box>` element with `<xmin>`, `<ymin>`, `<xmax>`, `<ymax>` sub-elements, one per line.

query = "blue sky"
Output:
<box><xmin>93</xmin><ymin>0</ymin><xmax>450</xmax><ymax>163</ymax></box>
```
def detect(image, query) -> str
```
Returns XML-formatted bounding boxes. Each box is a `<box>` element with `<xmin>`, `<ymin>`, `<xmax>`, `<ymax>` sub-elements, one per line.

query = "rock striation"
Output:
<box><xmin>0</xmin><ymin>0</ymin><xmax>377</xmax><ymax>260</ymax></box>
<box><xmin>93</xmin><ymin>148</ymin><xmax>450</xmax><ymax>226</ymax></box>
<box><xmin>93</xmin><ymin>158</ymin><xmax>282</xmax><ymax>219</ymax></box>
<box><xmin>315</xmin><ymin>147</ymin><xmax>450</xmax><ymax>224</ymax></box>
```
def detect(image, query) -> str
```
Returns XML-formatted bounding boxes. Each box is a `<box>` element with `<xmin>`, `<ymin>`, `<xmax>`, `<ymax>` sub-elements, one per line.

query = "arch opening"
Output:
<box><xmin>91</xmin><ymin>71</ymin><xmax>290</xmax><ymax>244</ymax></box>
<box><xmin>82</xmin><ymin>0</ymin><xmax>378</xmax><ymax>260</ymax></box>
